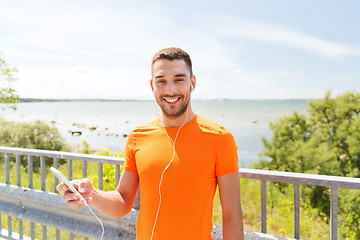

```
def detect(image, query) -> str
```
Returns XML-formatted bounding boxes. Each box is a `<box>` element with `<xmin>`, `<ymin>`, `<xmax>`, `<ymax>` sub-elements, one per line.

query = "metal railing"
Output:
<box><xmin>1</xmin><ymin>146</ymin><xmax>360</xmax><ymax>239</ymax></box>
<box><xmin>0</xmin><ymin>146</ymin><xmax>138</xmax><ymax>240</ymax></box>
<box><xmin>238</xmin><ymin>168</ymin><xmax>360</xmax><ymax>239</ymax></box>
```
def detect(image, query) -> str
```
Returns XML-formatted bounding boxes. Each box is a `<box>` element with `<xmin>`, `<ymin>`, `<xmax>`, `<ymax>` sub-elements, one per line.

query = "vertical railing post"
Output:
<box><xmin>115</xmin><ymin>164</ymin><xmax>121</xmax><ymax>186</ymax></box>
<box><xmin>19</xmin><ymin>219</ymin><xmax>23</xmax><ymax>239</ymax></box>
<box><xmin>54</xmin><ymin>156</ymin><xmax>60</xmax><ymax>240</ymax></box>
<box><xmin>54</xmin><ymin>158</ymin><xmax>59</xmax><ymax>193</ymax></box>
<box><xmin>5</xmin><ymin>153</ymin><xmax>10</xmax><ymax>185</ymax></box>
<box><xmin>98</xmin><ymin>162</ymin><xmax>103</xmax><ymax>191</ymax></box>
<box><xmin>294</xmin><ymin>183</ymin><xmax>300</xmax><ymax>239</ymax></box>
<box><xmin>68</xmin><ymin>159</ymin><xmax>73</xmax><ymax>181</ymax></box>
<box><xmin>16</xmin><ymin>154</ymin><xmax>21</xmax><ymax>187</ymax></box>
<box><xmin>56</xmin><ymin>229</ymin><xmax>60</xmax><ymax>240</ymax></box>
<box><xmin>330</xmin><ymin>187</ymin><xmax>338</xmax><ymax>240</ymax></box>
<box><xmin>8</xmin><ymin>216</ymin><xmax>12</xmax><ymax>238</ymax></box>
<box><xmin>31</xmin><ymin>222</ymin><xmax>35</xmax><ymax>240</ymax></box>
<box><xmin>28</xmin><ymin>155</ymin><xmax>35</xmax><ymax>240</ymax></box>
<box><xmin>43</xmin><ymin>225</ymin><xmax>47</xmax><ymax>240</ymax></box>
<box><xmin>82</xmin><ymin>160</ymin><xmax>87</xmax><ymax>178</ymax></box>
<box><xmin>261</xmin><ymin>179</ymin><xmax>267</xmax><ymax>233</ymax></box>
<box><xmin>40</xmin><ymin>156</ymin><xmax>46</xmax><ymax>191</ymax></box>
<box><xmin>28</xmin><ymin>155</ymin><xmax>33</xmax><ymax>189</ymax></box>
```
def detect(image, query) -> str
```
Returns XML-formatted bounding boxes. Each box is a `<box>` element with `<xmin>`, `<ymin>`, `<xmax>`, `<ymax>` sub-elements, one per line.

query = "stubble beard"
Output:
<box><xmin>157</xmin><ymin>92</ymin><xmax>191</xmax><ymax>120</ymax></box>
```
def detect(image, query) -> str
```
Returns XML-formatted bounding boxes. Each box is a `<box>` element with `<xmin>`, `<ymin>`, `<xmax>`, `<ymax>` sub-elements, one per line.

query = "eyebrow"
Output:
<box><xmin>154</xmin><ymin>75</ymin><xmax>165</xmax><ymax>79</ymax></box>
<box><xmin>154</xmin><ymin>73</ymin><xmax>187</xmax><ymax>79</ymax></box>
<box><xmin>175</xmin><ymin>73</ymin><xmax>186</xmax><ymax>77</ymax></box>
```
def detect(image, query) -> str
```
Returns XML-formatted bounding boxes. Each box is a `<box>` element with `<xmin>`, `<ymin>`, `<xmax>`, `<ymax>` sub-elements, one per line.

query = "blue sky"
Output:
<box><xmin>0</xmin><ymin>0</ymin><xmax>359</xmax><ymax>100</ymax></box>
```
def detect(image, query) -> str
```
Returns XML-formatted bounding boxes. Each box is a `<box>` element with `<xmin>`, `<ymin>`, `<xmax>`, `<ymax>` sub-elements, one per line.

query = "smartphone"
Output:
<box><xmin>50</xmin><ymin>167</ymin><xmax>86</xmax><ymax>203</ymax></box>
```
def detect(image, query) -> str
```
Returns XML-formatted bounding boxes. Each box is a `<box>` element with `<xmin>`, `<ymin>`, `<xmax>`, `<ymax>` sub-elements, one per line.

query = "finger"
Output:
<box><xmin>87</xmin><ymin>197</ymin><xmax>93</xmax><ymax>204</ymax></box>
<box><xmin>66</xmin><ymin>198</ymin><xmax>87</xmax><ymax>209</ymax></box>
<box><xmin>63</xmin><ymin>191</ymin><xmax>81</xmax><ymax>202</ymax></box>
<box><xmin>78</xmin><ymin>178</ymin><xmax>92</xmax><ymax>193</ymax></box>
<box><xmin>56</xmin><ymin>183</ymin><xmax>68</xmax><ymax>192</ymax></box>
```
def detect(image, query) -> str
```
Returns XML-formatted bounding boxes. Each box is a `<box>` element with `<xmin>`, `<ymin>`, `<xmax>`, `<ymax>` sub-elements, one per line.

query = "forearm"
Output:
<box><xmin>222</xmin><ymin>207</ymin><xmax>244</xmax><ymax>240</ymax></box>
<box><xmin>90</xmin><ymin>188</ymin><xmax>133</xmax><ymax>218</ymax></box>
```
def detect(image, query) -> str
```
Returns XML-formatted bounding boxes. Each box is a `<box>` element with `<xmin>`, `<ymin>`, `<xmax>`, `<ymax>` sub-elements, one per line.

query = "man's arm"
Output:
<box><xmin>57</xmin><ymin>170</ymin><xmax>139</xmax><ymax>218</ymax></box>
<box><xmin>218</xmin><ymin>171</ymin><xmax>244</xmax><ymax>240</ymax></box>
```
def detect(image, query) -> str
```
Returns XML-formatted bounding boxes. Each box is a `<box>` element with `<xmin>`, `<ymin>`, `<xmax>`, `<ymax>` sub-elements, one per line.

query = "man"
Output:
<box><xmin>58</xmin><ymin>47</ymin><xmax>244</xmax><ymax>239</ymax></box>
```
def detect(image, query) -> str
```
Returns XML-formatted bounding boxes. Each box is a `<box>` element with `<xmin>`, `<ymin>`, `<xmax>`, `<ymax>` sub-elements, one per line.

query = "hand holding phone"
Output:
<box><xmin>50</xmin><ymin>167</ymin><xmax>87</xmax><ymax>204</ymax></box>
<box><xmin>50</xmin><ymin>167</ymin><xmax>104</xmax><ymax>239</ymax></box>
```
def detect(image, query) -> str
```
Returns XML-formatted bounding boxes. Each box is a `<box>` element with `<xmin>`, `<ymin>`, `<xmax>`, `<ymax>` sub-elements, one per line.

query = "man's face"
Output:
<box><xmin>151</xmin><ymin>59</ymin><xmax>195</xmax><ymax>119</ymax></box>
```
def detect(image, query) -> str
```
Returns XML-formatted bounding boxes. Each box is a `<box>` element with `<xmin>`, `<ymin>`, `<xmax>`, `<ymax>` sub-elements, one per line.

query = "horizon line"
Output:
<box><xmin>18</xmin><ymin>97</ymin><xmax>315</xmax><ymax>102</ymax></box>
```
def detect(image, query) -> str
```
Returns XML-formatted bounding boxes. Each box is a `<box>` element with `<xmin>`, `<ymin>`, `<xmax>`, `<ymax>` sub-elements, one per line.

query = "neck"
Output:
<box><xmin>161</xmin><ymin>105</ymin><xmax>195</xmax><ymax>128</ymax></box>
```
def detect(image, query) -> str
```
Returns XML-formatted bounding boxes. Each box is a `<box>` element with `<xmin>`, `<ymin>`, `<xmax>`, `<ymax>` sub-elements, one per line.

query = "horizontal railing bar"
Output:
<box><xmin>0</xmin><ymin>146</ymin><xmax>124</xmax><ymax>165</ymax></box>
<box><xmin>239</xmin><ymin>168</ymin><xmax>360</xmax><ymax>190</ymax></box>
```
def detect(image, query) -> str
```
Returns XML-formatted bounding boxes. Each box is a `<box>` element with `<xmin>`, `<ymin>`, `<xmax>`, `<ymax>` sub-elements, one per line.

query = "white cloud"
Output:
<box><xmin>1</xmin><ymin>2</ymin><xmax>359</xmax><ymax>100</ymax></box>
<box><xmin>203</xmin><ymin>15</ymin><xmax>360</xmax><ymax>59</ymax></box>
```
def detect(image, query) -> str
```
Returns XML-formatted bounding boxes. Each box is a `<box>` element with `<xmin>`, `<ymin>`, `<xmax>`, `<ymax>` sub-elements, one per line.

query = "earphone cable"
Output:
<box><xmin>85</xmin><ymin>203</ymin><xmax>105</xmax><ymax>240</ymax></box>
<box><xmin>150</xmin><ymin>107</ymin><xmax>189</xmax><ymax>240</ymax></box>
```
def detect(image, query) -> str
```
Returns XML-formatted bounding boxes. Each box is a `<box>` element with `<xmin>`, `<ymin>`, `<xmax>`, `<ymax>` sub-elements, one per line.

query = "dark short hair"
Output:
<box><xmin>151</xmin><ymin>47</ymin><xmax>193</xmax><ymax>77</ymax></box>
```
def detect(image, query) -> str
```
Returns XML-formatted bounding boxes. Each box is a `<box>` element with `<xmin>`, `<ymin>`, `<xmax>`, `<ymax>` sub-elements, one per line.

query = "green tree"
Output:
<box><xmin>256</xmin><ymin>91</ymin><xmax>360</xmax><ymax>238</ymax></box>
<box><xmin>0</xmin><ymin>53</ymin><xmax>19</xmax><ymax>110</ymax></box>
<box><xmin>258</xmin><ymin>91</ymin><xmax>360</xmax><ymax>176</ymax></box>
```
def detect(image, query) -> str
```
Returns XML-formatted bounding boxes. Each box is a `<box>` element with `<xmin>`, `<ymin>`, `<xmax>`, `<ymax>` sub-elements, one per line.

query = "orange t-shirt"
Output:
<box><xmin>124</xmin><ymin>114</ymin><xmax>239</xmax><ymax>240</ymax></box>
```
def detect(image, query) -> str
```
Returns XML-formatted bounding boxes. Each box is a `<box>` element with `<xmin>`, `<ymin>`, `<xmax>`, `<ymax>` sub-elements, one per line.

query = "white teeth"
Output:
<box><xmin>165</xmin><ymin>97</ymin><xmax>179</xmax><ymax>103</ymax></box>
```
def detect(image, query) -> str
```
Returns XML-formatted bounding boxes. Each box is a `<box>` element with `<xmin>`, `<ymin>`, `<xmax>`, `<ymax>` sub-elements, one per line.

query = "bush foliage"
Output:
<box><xmin>256</xmin><ymin>91</ymin><xmax>360</xmax><ymax>238</ymax></box>
<box><xmin>0</xmin><ymin>120</ymin><xmax>68</xmax><ymax>170</ymax></box>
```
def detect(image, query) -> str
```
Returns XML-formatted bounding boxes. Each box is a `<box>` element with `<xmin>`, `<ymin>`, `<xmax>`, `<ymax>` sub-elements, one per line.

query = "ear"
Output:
<box><xmin>190</xmin><ymin>75</ymin><xmax>196</xmax><ymax>92</ymax></box>
<box><xmin>150</xmin><ymin>79</ymin><xmax>154</xmax><ymax>92</ymax></box>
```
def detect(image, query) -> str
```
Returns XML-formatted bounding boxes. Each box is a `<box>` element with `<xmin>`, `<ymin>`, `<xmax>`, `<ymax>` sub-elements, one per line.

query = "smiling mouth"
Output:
<box><xmin>163</xmin><ymin>96</ymin><xmax>181</xmax><ymax>104</ymax></box>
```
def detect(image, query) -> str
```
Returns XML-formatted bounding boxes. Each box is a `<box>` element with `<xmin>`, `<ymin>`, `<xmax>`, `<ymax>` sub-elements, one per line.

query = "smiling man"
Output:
<box><xmin>57</xmin><ymin>47</ymin><xmax>244</xmax><ymax>240</ymax></box>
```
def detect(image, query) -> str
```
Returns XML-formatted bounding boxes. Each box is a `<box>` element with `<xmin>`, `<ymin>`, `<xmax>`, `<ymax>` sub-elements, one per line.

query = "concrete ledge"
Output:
<box><xmin>244</xmin><ymin>231</ymin><xmax>295</xmax><ymax>240</ymax></box>
<box><xmin>212</xmin><ymin>225</ymin><xmax>295</xmax><ymax>240</ymax></box>
<box><xmin>0</xmin><ymin>183</ymin><xmax>136</xmax><ymax>239</ymax></box>
<box><xmin>1</xmin><ymin>183</ymin><xmax>295</xmax><ymax>240</ymax></box>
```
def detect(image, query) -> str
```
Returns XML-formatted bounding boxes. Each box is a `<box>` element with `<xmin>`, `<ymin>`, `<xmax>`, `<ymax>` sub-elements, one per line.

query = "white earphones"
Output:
<box><xmin>150</xmin><ymin>106</ymin><xmax>189</xmax><ymax>240</ymax></box>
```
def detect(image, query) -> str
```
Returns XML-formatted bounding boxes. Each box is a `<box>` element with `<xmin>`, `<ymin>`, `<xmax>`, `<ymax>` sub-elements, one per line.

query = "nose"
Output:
<box><xmin>165</xmin><ymin>82</ymin><xmax>177</xmax><ymax>95</ymax></box>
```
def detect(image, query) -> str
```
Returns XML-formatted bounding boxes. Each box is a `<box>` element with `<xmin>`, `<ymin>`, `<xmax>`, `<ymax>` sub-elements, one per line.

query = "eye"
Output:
<box><xmin>156</xmin><ymin>79</ymin><xmax>166</xmax><ymax>84</ymax></box>
<box><xmin>175</xmin><ymin>78</ymin><xmax>184</xmax><ymax>82</ymax></box>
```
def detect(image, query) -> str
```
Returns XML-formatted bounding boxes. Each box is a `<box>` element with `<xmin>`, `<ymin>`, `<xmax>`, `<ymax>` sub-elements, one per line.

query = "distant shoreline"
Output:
<box><xmin>19</xmin><ymin>98</ymin><xmax>312</xmax><ymax>103</ymax></box>
<box><xmin>19</xmin><ymin>98</ymin><xmax>148</xmax><ymax>102</ymax></box>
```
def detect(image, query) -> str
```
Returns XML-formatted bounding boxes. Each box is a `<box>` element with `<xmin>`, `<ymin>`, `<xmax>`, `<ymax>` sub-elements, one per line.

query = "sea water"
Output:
<box><xmin>0</xmin><ymin>100</ymin><xmax>309</xmax><ymax>167</ymax></box>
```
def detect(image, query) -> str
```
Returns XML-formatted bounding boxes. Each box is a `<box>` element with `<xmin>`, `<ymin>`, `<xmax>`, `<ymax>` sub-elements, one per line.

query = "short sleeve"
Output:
<box><xmin>123</xmin><ymin>131</ymin><xmax>138</xmax><ymax>174</ymax></box>
<box><xmin>215</xmin><ymin>128</ymin><xmax>239</xmax><ymax>176</ymax></box>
